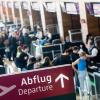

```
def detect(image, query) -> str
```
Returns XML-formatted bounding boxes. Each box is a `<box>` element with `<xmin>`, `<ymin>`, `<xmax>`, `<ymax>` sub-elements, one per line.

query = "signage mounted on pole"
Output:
<box><xmin>0</xmin><ymin>65</ymin><xmax>76</xmax><ymax>100</ymax></box>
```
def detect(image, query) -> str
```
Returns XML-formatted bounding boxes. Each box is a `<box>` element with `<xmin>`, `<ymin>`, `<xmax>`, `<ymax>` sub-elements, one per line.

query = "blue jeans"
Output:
<box><xmin>78</xmin><ymin>70</ymin><xmax>87</xmax><ymax>93</ymax></box>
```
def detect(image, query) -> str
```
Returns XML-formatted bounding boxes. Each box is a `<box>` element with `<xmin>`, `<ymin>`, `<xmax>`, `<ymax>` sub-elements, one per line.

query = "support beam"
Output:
<box><xmin>1</xmin><ymin>2</ymin><xmax>5</xmax><ymax>22</ymax></box>
<box><xmin>79</xmin><ymin>0</ymin><xmax>88</xmax><ymax>43</ymax></box>
<box><xmin>28</xmin><ymin>1</ymin><xmax>34</xmax><ymax>31</ymax></box>
<box><xmin>56</xmin><ymin>1</ymin><xmax>64</xmax><ymax>41</ymax></box>
<box><xmin>5</xmin><ymin>1</ymin><xmax>10</xmax><ymax>21</ymax></box>
<box><xmin>19</xmin><ymin>1</ymin><xmax>24</xmax><ymax>26</ymax></box>
<box><xmin>11</xmin><ymin>1</ymin><xmax>16</xmax><ymax>24</ymax></box>
<box><xmin>0</xmin><ymin>3</ymin><xmax>3</xmax><ymax>20</ymax></box>
<box><xmin>39</xmin><ymin>2</ymin><xmax>46</xmax><ymax>32</ymax></box>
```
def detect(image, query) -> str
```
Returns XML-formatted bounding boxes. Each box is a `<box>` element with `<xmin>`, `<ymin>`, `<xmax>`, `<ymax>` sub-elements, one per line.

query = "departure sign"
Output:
<box><xmin>0</xmin><ymin>65</ymin><xmax>75</xmax><ymax>100</ymax></box>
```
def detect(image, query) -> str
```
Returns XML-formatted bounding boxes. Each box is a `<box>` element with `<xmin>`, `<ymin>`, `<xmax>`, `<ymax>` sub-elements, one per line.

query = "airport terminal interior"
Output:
<box><xmin>0</xmin><ymin>0</ymin><xmax>100</xmax><ymax>100</ymax></box>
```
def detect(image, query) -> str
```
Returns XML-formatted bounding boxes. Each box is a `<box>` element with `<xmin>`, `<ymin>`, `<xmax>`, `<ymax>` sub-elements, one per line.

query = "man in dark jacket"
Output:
<box><xmin>0</xmin><ymin>55</ymin><xmax>5</xmax><ymax>74</ymax></box>
<box><xmin>27</xmin><ymin>57</ymin><xmax>36</xmax><ymax>70</ymax></box>
<box><xmin>20</xmin><ymin>32</ymin><xmax>31</xmax><ymax>51</ymax></box>
<box><xmin>16</xmin><ymin>45</ymin><xmax>29</xmax><ymax>71</ymax></box>
<box><xmin>52</xmin><ymin>48</ymin><xmax>72</xmax><ymax>66</ymax></box>
<box><xmin>0</xmin><ymin>37</ymin><xmax>5</xmax><ymax>57</ymax></box>
<box><xmin>9</xmin><ymin>33</ymin><xmax>18</xmax><ymax>60</ymax></box>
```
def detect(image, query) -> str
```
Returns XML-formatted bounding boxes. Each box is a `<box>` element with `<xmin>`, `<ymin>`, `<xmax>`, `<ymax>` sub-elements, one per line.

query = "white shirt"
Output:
<box><xmin>91</xmin><ymin>48</ymin><xmax>98</xmax><ymax>57</ymax></box>
<box><xmin>45</xmin><ymin>32</ymin><xmax>52</xmax><ymax>39</ymax></box>
<box><xmin>36</xmin><ymin>31</ymin><xmax>43</xmax><ymax>39</ymax></box>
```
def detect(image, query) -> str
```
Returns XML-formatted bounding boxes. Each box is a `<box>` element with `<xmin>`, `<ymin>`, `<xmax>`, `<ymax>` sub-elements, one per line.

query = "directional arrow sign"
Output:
<box><xmin>55</xmin><ymin>73</ymin><xmax>69</xmax><ymax>88</ymax></box>
<box><xmin>0</xmin><ymin>85</ymin><xmax>16</xmax><ymax>96</ymax></box>
<box><xmin>0</xmin><ymin>65</ymin><xmax>75</xmax><ymax>100</ymax></box>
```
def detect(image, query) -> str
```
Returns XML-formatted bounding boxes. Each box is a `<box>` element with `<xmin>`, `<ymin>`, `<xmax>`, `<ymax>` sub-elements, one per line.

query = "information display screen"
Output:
<box><xmin>7</xmin><ymin>2</ymin><xmax>12</xmax><ymax>8</ymax></box>
<box><xmin>14</xmin><ymin>2</ymin><xmax>19</xmax><ymax>9</ymax></box>
<box><xmin>31</xmin><ymin>2</ymin><xmax>40</xmax><ymax>11</ymax></box>
<box><xmin>22</xmin><ymin>2</ymin><xmax>28</xmax><ymax>10</ymax></box>
<box><xmin>45</xmin><ymin>2</ymin><xmax>56</xmax><ymax>12</ymax></box>
<box><xmin>66</xmin><ymin>3</ymin><xmax>79</xmax><ymax>15</ymax></box>
<box><xmin>93</xmin><ymin>3</ymin><xmax>100</xmax><ymax>17</ymax></box>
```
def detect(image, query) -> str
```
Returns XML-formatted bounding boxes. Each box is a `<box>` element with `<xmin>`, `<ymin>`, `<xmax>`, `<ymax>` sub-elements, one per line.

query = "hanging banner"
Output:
<box><xmin>0</xmin><ymin>65</ymin><xmax>76</xmax><ymax>100</ymax></box>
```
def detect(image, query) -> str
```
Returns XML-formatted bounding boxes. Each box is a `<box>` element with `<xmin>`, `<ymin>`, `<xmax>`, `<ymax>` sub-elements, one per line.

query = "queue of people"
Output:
<box><xmin>0</xmin><ymin>26</ymin><xmax>100</xmax><ymax>70</ymax></box>
<box><xmin>0</xmin><ymin>25</ymin><xmax>100</xmax><ymax>98</ymax></box>
<box><xmin>0</xmin><ymin>25</ymin><xmax>57</xmax><ymax>73</ymax></box>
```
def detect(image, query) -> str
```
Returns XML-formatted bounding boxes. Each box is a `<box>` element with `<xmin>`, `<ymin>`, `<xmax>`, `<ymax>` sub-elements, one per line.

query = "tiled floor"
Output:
<box><xmin>76</xmin><ymin>95</ymin><xmax>97</xmax><ymax>100</ymax></box>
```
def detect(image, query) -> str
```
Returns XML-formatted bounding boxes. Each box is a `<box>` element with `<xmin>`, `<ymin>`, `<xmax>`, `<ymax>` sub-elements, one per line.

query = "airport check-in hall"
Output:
<box><xmin>0</xmin><ymin>0</ymin><xmax>100</xmax><ymax>100</ymax></box>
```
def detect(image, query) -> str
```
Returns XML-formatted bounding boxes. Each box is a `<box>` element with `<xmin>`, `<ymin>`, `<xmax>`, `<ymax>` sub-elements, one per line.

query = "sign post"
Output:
<box><xmin>0</xmin><ymin>65</ymin><xmax>76</xmax><ymax>100</ymax></box>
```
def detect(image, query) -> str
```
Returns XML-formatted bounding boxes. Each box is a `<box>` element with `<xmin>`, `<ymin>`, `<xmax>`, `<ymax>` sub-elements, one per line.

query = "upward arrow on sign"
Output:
<box><xmin>55</xmin><ymin>74</ymin><xmax>69</xmax><ymax>88</ymax></box>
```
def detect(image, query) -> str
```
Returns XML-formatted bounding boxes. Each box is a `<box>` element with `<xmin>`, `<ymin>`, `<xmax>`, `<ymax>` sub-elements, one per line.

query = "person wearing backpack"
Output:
<box><xmin>72</xmin><ymin>51</ymin><xmax>88</xmax><ymax>96</ymax></box>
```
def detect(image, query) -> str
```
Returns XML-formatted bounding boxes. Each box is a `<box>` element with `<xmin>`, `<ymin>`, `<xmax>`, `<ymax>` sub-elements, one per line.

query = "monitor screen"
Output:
<box><xmin>86</xmin><ymin>3</ymin><xmax>94</xmax><ymax>15</ymax></box>
<box><xmin>31</xmin><ymin>2</ymin><xmax>40</xmax><ymax>11</ymax></box>
<box><xmin>22</xmin><ymin>2</ymin><xmax>28</xmax><ymax>10</ymax></box>
<box><xmin>7</xmin><ymin>2</ymin><xmax>12</xmax><ymax>8</ymax></box>
<box><xmin>66</xmin><ymin>3</ymin><xmax>79</xmax><ymax>15</ymax></box>
<box><xmin>93</xmin><ymin>3</ymin><xmax>100</xmax><ymax>17</ymax></box>
<box><xmin>14</xmin><ymin>2</ymin><xmax>19</xmax><ymax>9</ymax></box>
<box><xmin>45</xmin><ymin>2</ymin><xmax>56</xmax><ymax>12</ymax></box>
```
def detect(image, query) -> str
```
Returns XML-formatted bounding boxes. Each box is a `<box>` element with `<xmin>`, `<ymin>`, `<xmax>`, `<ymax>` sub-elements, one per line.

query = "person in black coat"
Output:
<box><xmin>27</xmin><ymin>57</ymin><xmax>36</xmax><ymax>70</ymax></box>
<box><xmin>0</xmin><ymin>55</ymin><xmax>5</xmax><ymax>74</ymax></box>
<box><xmin>15</xmin><ymin>45</ymin><xmax>29</xmax><ymax>71</ymax></box>
<box><xmin>41</xmin><ymin>57</ymin><xmax>52</xmax><ymax>68</ymax></box>
<box><xmin>52</xmin><ymin>48</ymin><xmax>72</xmax><ymax>66</ymax></box>
<box><xmin>9</xmin><ymin>33</ymin><xmax>18</xmax><ymax>60</ymax></box>
<box><xmin>70</xmin><ymin>46</ymin><xmax>80</xmax><ymax>62</ymax></box>
<box><xmin>0</xmin><ymin>37</ymin><xmax>5</xmax><ymax>57</ymax></box>
<box><xmin>19</xmin><ymin>32</ymin><xmax>31</xmax><ymax>51</ymax></box>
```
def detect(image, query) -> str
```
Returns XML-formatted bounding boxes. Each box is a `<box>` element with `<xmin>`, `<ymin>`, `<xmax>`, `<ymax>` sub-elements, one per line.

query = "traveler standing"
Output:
<box><xmin>72</xmin><ymin>52</ymin><xmax>88</xmax><ymax>96</ymax></box>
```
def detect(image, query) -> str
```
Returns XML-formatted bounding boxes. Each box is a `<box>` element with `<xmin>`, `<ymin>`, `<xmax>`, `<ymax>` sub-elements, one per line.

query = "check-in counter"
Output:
<box><xmin>31</xmin><ymin>42</ymin><xmax>63</xmax><ymax>60</ymax></box>
<box><xmin>31</xmin><ymin>41</ymin><xmax>86</xmax><ymax>60</ymax></box>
